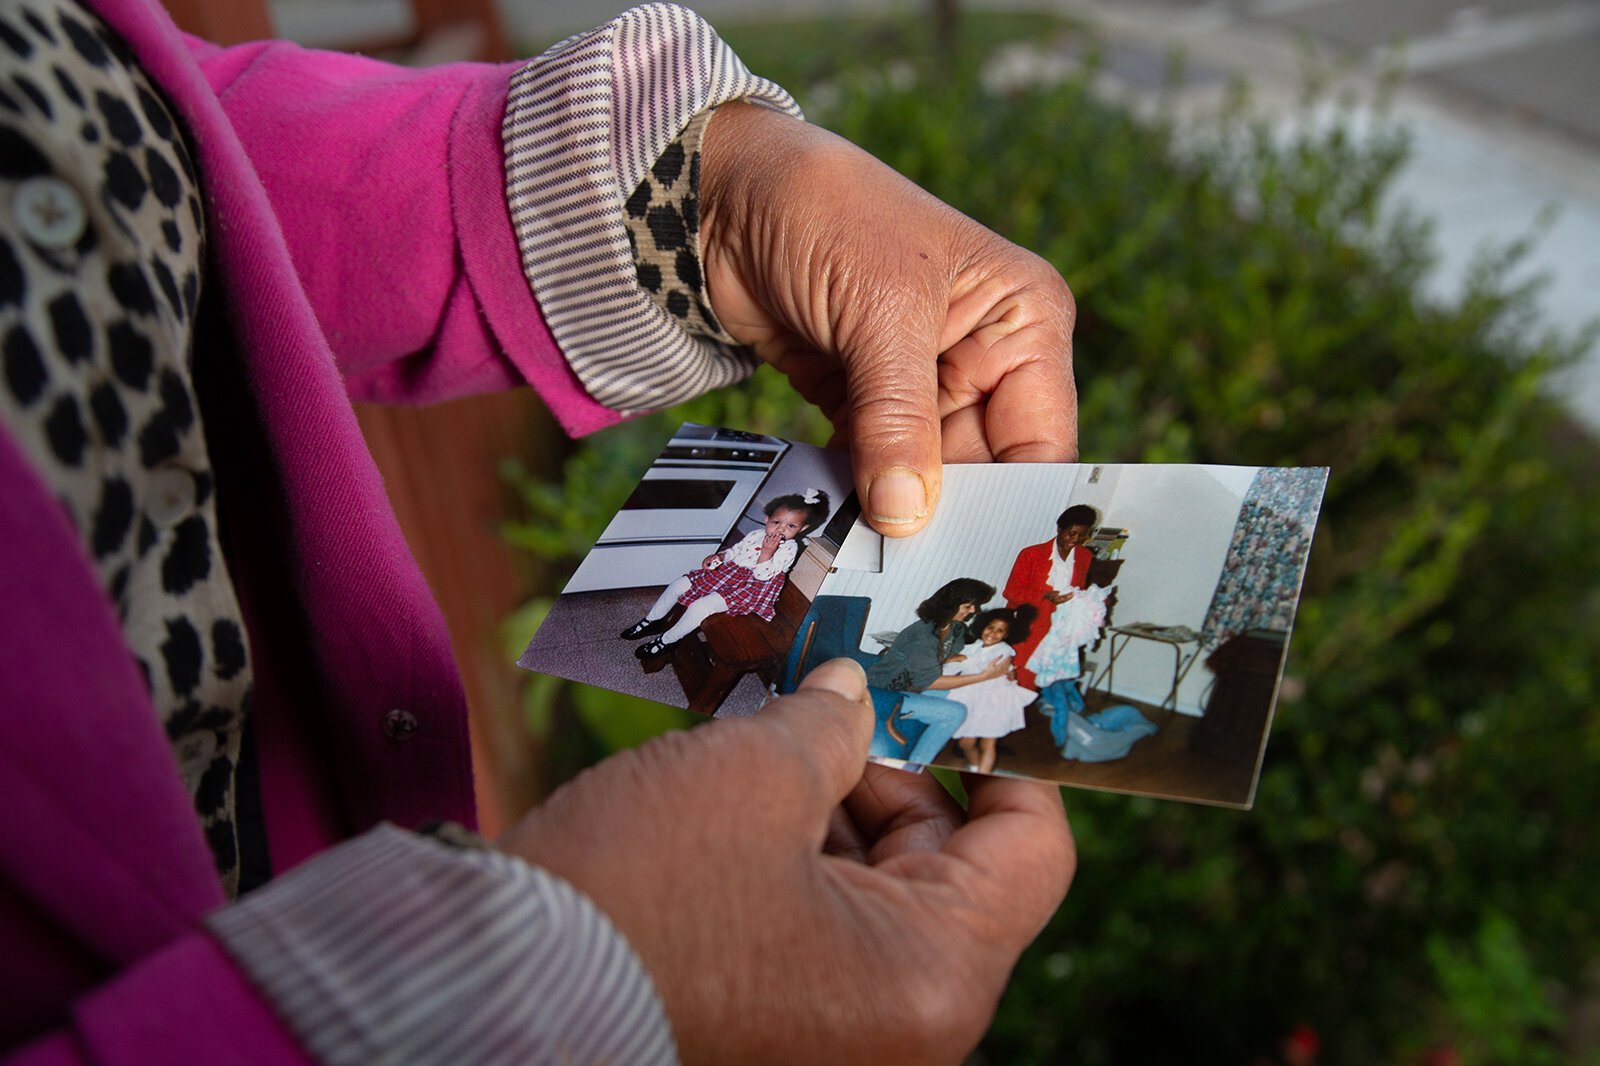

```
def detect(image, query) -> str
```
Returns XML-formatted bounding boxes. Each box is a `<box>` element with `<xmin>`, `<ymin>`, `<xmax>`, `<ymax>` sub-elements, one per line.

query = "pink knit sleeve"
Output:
<box><xmin>5</xmin><ymin>934</ymin><xmax>309</xmax><ymax>1066</ymax></box>
<box><xmin>186</xmin><ymin>37</ymin><xmax>621</xmax><ymax>435</ymax></box>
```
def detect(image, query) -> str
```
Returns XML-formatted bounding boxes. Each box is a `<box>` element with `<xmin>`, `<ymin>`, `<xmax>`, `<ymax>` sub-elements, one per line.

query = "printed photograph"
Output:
<box><xmin>519</xmin><ymin>424</ymin><xmax>865</xmax><ymax>717</ymax></box>
<box><xmin>790</xmin><ymin>462</ymin><xmax>1328</xmax><ymax>808</ymax></box>
<box><xmin>520</xmin><ymin>426</ymin><xmax>1327</xmax><ymax>808</ymax></box>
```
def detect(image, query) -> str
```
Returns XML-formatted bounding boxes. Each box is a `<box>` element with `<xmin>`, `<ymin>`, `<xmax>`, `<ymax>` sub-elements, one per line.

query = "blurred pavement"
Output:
<box><xmin>271</xmin><ymin>0</ymin><xmax>1600</xmax><ymax>430</ymax></box>
<box><xmin>1049</xmin><ymin>0</ymin><xmax>1600</xmax><ymax>431</ymax></box>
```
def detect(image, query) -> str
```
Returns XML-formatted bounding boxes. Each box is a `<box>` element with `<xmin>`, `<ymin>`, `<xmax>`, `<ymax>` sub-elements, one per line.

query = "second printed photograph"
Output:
<box><xmin>789</xmin><ymin>460</ymin><xmax>1327</xmax><ymax>808</ymax></box>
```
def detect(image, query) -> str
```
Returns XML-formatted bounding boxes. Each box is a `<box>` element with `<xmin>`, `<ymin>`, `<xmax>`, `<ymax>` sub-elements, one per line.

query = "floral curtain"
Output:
<box><xmin>1200</xmin><ymin>468</ymin><xmax>1328</xmax><ymax>650</ymax></box>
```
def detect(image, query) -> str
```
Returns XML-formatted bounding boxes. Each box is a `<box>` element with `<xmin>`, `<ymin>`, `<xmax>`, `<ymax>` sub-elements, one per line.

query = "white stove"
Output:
<box><xmin>563</xmin><ymin>425</ymin><xmax>790</xmax><ymax>593</ymax></box>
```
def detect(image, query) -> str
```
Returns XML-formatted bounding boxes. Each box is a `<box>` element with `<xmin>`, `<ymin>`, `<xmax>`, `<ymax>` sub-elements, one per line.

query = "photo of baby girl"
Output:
<box><xmin>622</xmin><ymin>489</ymin><xmax>832</xmax><ymax>660</ymax></box>
<box><xmin>518</xmin><ymin>425</ymin><xmax>862</xmax><ymax>719</ymax></box>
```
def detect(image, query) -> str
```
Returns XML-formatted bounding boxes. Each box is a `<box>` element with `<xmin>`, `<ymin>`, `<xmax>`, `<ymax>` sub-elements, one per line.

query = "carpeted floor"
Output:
<box><xmin>518</xmin><ymin>586</ymin><xmax>772</xmax><ymax>717</ymax></box>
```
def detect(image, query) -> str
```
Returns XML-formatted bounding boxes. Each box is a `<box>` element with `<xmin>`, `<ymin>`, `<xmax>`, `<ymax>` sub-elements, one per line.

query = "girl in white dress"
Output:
<box><xmin>943</xmin><ymin>605</ymin><xmax>1038</xmax><ymax>773</ymax></box>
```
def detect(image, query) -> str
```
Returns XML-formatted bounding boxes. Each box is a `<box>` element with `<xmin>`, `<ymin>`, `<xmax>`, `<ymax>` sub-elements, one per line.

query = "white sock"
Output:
<box><xmin>645</xmin><ymin>575</ymin><xmax>694</xmax><ymax>621</ymax></box>
<box><xmin>661</xmin><ymin>594</ymin><xmax>729</xmax><ymax>644</ymax></box>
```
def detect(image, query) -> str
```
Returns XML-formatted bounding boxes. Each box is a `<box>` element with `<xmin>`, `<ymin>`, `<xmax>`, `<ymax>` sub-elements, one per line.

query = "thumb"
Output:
<box><xmin>706</xmin><ymin>658</ymin><xmax>874</xmax><ymax>845</ymax></box>
<box><xmin>501</xmin><ymin>660</ymin><xmax>872</xmax><ymax>872</ymax></box>
<box><xmin>841</xmin><ymin>307</ymin><xmax>946</xmax><ymax>538</ymax></box>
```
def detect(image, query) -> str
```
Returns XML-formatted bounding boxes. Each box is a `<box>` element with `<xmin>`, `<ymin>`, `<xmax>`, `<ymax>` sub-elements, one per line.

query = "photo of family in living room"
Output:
<box><xmin>792</xmin><ymin>461</ymin><xmax>1328</xmax><ymax>808</ymax></box>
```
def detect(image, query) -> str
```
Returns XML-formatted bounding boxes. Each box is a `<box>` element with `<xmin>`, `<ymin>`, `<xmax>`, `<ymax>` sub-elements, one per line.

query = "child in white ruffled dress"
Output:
<box><xmin>943</xmin><ymin>605</ymin><xmax>1038</xmax><ymax>773</ymax></box>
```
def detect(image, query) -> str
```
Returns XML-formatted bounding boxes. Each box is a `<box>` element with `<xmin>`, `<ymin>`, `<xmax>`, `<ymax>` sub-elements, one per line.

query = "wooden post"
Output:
<box><xmin>411</xmin><ymin>0</ymin><xmax>509</xmax><ymax>62</ymax></box>
<box><xmin>351</xmin><ymin>395</ymin><xmax>566</xmax><ymax>834</ymax></box>
<box><xmin>160</xmin><ymin>0</ymin><xmax>509</xmax><ymax>59</ymax></box>
<box><xmin>160</xmin><ymin>0</ymin><xmax>273</xmax><ymax>44</ymax></box>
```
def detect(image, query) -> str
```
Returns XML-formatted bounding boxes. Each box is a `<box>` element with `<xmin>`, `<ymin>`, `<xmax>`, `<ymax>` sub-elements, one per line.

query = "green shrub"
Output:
<box><xmin>503</xmin><ymin>21</ymin><xmax>1599</xmax><ymax>1063</ymax></box>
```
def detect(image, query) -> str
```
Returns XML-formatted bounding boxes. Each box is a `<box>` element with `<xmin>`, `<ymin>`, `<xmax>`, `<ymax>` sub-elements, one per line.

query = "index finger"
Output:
<box><xmin>937</xmin><ymin>279</ymin><xmax>1078</xmax><ymax>465</ymax></box>
<box><xmin>941</xmin><ymin>330</ymin><xmax>1078</xmax><ymax>463</ymax></box>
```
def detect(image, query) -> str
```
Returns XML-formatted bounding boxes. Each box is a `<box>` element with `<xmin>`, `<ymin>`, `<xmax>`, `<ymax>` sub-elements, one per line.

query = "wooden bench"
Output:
<box><xmin>651</xmin><ymin>540</ymin><xmax>833</xmax><ymax>715</ymax></box>
<box><xmin>666</xmin><ymin>580</ymin><xmax>808</xmax><ymax>714</ymax></box>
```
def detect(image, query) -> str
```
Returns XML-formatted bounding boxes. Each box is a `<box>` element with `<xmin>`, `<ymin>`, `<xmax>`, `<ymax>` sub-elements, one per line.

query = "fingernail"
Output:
<box><xmin>869</xmin><ymin>467</ymin><xmax>928</xmax><ymax>525</ymax></box>
<box><xmin>799</xmin><ymin>657</ymin><xmax>869</xmax><ymax>703</ymax></box>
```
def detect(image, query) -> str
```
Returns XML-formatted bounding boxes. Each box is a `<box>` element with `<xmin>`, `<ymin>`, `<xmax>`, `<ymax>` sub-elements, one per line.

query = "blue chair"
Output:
<box><xmin>776</xmin><ymin>595</ymin><xmax>875</xmax><ymax>690</ymax></box>
<box><xmin>777</xmin><ymin>595</ymin><xmax>929</xmax><ymax>761</ymax></box>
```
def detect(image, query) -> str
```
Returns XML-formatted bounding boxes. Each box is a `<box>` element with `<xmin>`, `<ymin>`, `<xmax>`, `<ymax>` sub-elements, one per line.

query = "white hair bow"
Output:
<box><xmin>802</xmin><ymin>488</ymin><xmax>821</xmax><ymax>504</ymax></box>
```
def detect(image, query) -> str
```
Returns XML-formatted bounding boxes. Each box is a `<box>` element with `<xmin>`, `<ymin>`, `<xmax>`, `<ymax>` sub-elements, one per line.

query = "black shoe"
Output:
<box><xmin>635</xmin><ymin>636</ymin><xmax>674</xmax><ymax>659</ymax></box>
<box><xmin>620</xmin><ymin>617</ymin><xmax>669</xmax><ymax>640</ymax></box>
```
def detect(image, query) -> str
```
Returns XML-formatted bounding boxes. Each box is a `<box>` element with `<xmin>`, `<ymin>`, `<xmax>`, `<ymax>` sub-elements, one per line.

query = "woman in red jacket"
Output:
<box><xmin>1004</xmin><ymin>504</ymin><xmax>1098</xmax><ymax>744</ymax></box>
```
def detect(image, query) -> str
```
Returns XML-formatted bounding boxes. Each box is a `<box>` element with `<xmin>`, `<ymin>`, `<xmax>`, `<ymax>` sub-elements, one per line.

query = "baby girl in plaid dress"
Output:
<box><xmin>623</xmin><ymin>489</ymin><xmax>832</xmax><ymax>658</ymax></box>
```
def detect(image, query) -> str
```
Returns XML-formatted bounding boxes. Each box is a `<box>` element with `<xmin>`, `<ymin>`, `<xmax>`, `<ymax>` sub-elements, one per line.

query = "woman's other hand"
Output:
<box><xmin>700</xmin><ymin>103</ymin><xmax>1077</xmax><ymax>537</ymax></box>
<box><xmin>499</xmin><ymin>659</ymin><xmax>1074</xmax><ymax>1064</ymax></box>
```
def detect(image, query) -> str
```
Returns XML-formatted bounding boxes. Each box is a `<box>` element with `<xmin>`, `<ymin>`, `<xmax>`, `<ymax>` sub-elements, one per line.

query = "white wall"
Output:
<box><xmin>821</xmin><ymin>463</ymin><xmax>1259</xmax><ymax>714</ymax></box>
<box><xmin>1071</xmin><ymin>462</ymin><xmax>1122</xmax><ymax>517</ymax></box>
<box><xmin>1095</xmin><ymin>465</ymin><xmax>1256</xmax><ymax>713</ymax></box>
<box><xmin>823</xmin><ymin>464</ymin><xmax>1085</xmax><ymax>641</ymax></box>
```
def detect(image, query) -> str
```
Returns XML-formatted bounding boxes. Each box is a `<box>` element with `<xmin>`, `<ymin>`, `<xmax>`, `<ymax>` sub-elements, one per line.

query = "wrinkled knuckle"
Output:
<box><xmin>1032</xmin><ymin>269</ymin><xmax>1075</xmax><ymax>337</ymax></box>
<box><xmin>713</xmin><ymin>719</ymin><xmax>791</xmax><ymax>782</ymax></box>
<box><xmin>756</xmin><ymin>713</ymin><xmax>855</xmax><ymax>808</ymax></box>
<box><xmin>821</xmin><ymin>694</ymin><xmax>871</xmax><ymax>758</ymax></box>
<box><xmin>852</xmin><ymin>391</ymin><xmax>941</xmax><ymax>446</ymax></box>
<box><xmin>1054</xmin><ymin>273</ymin><xmax>1077</xmax><ymax>325</ymax></box>
<box><xmin>718</xmin><ymin>715</ymin><xmax>838</xmax><ymax>809</ymax></box>
<box><xmin>841</xmin><ymin>298</ymin><xmax>919</xmax><ymax>362</ymax></box>
<box><xmin>789</xmin><ymin>701</ymin><xmax>867</xmax><ymax>796</ymax></box>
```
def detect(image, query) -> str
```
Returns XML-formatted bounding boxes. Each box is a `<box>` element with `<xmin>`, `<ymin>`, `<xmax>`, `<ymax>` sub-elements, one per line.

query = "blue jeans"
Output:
<box><xmin>1038</xmin><ymin>679</ymin><xmax>1086</xmax><ymax>750</ymax></box>
<box><xmin>898</xmin><ymin>690</ymin><xmax>966</xmax><ymax>765</ymax></box>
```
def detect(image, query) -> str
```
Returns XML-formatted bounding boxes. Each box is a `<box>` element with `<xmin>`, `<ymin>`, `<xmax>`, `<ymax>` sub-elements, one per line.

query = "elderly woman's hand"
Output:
<box><xmin>501</xmin><ymin>659</ymin><xmax>1074</xmax><ymax>1064</ymax></box>
<box><xmin>700</xmin><ymin>102</ymin><xmax>1078</xmax><ymax>536</ymax></box>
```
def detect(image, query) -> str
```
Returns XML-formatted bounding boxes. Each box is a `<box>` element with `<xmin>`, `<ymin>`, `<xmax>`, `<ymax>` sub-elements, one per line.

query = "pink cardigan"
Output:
<box><xmin>0</xmin><ymin>0</ymin><xmax>617</xmax><ymax>1057</ymax></box>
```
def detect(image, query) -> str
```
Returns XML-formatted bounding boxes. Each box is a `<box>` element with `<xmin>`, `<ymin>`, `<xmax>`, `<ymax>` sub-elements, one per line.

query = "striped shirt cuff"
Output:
<box><xmin>206</xmin><ymin>824</ymin><xmax>676</xmax><ymax>1065</ymax></box>
<box><xmin>502</xmin><ymin>3</ymin><xmax>803</xmax><ymax>414</ymax></box>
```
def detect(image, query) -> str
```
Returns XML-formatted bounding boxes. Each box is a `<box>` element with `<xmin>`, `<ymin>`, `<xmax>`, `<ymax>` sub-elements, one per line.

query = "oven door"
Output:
<box><xmin>563</xmin><ymin>465</ymin><xmax>775</xmax><ymax>593</ymax></box>
<box><xmin>598</xmin><ymin>465</ymin><xmax>771</xmax><ymax>545</ymax></box>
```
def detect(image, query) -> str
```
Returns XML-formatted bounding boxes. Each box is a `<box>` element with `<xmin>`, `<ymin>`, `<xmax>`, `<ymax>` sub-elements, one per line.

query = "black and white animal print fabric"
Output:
<box><xmin>623</xmin><ymin>106</ymin><xmax>738</xmax><ymax>344</ymax></box>
<box><xmin>0</xmin><ymin>0</ymin><xmax>251</xmax><ymax>895</ymax></box>
<box><xmin>503</xmin><ymin>3</ymin><xmax>801</xmax><ymax>413</ymax></box>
